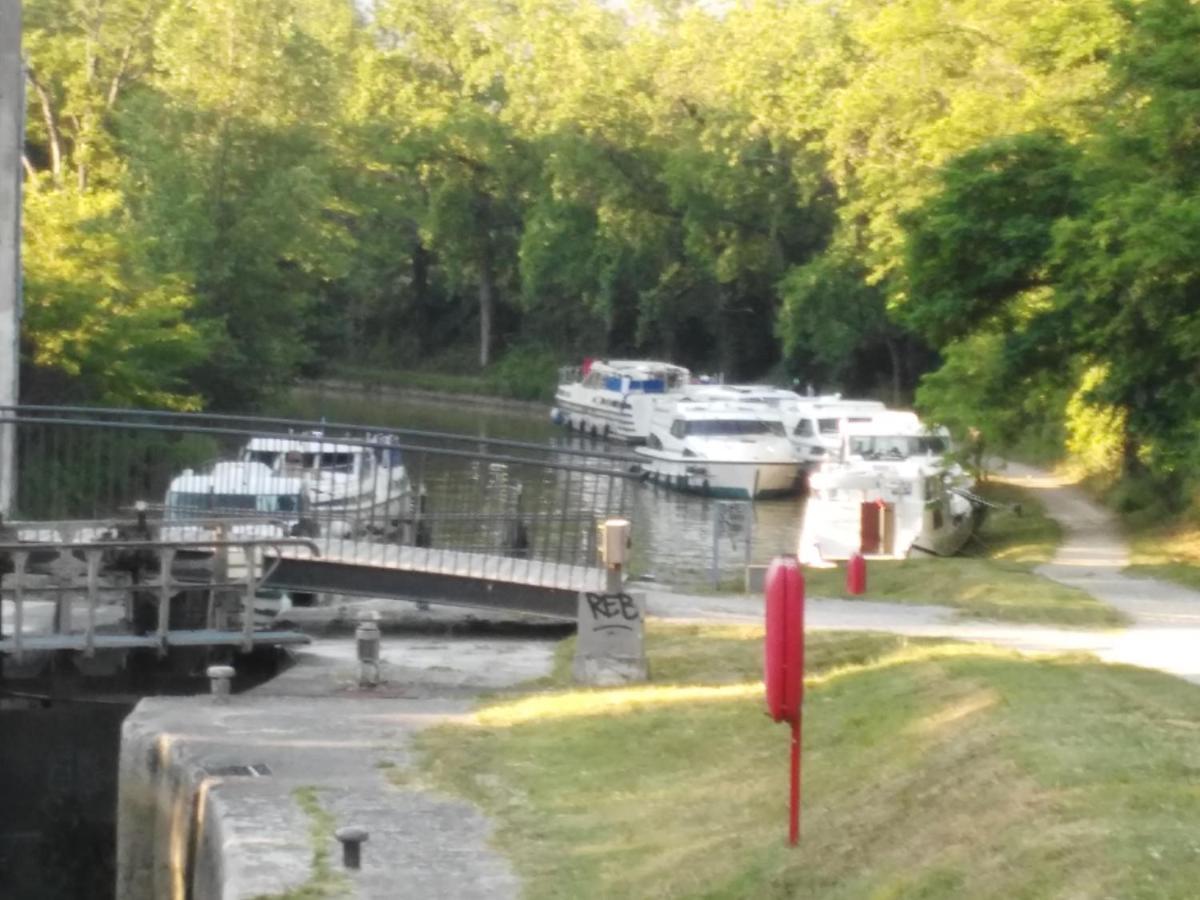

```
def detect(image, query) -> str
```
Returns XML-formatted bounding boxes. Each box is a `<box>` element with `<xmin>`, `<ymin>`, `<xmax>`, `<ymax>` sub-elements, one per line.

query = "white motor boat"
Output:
<box><xmin>797</xmin><ymin>412</ymin><xmax>982</xmax><ymax>563</ymax></box>
<box><xmin>634</xmin><ymin>398</ymin><xmax>805</xmax><ymax>499</ymax></box>
<box><xmin>239</xmin><ymin>433</ymin><xmax>411</xmax><ymax>524</ymax></box>
<box><xmin>788</xmin><ymin>396</ymin><xmax>888</xmax><ymax>469</ymax></box>
<box><xmin>551</xmin><ymin>359</ymin><xmax>691</xmax><ymax>443</ymax></box>
<box><xmin>666</xmin><ymin>385</ymin><xmax>889</xmax><ymax>471</ymax></box>
<box><xmin>162</xmin><ymin>460</ymin><xmax>314</xmax><ymax>625</ymax></box>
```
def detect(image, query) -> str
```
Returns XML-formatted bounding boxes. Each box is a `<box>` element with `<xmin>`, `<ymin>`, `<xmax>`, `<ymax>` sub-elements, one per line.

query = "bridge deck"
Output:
<box><xmin>266</xmin><ymin>540</ymin><xmax>603</xmax><ymax>620</ymax></box>
<box><xmin>297</xmin><ymin>539</ymin><xmax>604</xmax><ymax>592</ymax></box>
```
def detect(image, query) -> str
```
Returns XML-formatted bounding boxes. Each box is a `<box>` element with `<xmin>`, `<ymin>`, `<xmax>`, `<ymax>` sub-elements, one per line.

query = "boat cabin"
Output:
<box><xmin>165</xmin><ymin>461</ymin><xmax>310</xmax><ymax>520</ymax></box>
<box><xmin>241</xmin><ymin>436</ymin><xmax>402</xmax><ymax>479</ymax></box>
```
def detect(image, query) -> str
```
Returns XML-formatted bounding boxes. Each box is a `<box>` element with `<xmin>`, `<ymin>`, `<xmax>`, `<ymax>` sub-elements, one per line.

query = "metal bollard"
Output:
<box><xmin>335</xmin><ymin>826</ymin><xmax>369</xmax><ymax>869</ymax></box>
<box><xmin>207</xmin><ymin>665</ymin><xmax>235</xmax><ymax>703</ymax></box>
<box><xmin>356</xmin><ymin>621</ymin><xmax>381</xmax><ymax>687</ymax></box>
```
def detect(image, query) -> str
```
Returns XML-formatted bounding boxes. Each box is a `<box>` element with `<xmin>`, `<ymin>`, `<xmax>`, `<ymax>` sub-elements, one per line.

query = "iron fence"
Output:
<box><xmin>0</xmin><ymin>406</ymin><xmax>638</xmax><ymax>580</ymax></box>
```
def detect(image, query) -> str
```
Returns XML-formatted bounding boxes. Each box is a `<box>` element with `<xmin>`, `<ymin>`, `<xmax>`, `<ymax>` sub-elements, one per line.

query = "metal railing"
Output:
<box><xmin>0</xmin><ymin>406</ymin><xmax>637</xmax><ymax>593</ymax></box>
<box><xmin>0</xmin><ymin>535</ymin><xmax>319</xmax><ymax>661</ymax></box>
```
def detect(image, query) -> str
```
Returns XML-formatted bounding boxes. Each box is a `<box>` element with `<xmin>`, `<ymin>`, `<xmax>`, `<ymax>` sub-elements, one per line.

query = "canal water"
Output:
<box><xmin>278</xmin><ymin>387</ymin><xmax>806</xmax><ymax>590</ymax></box>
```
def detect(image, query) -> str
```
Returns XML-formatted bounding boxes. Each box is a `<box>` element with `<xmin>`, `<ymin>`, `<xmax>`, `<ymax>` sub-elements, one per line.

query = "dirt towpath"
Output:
<box><xmin>645</xmin><ymin>462</ymin><xmax>1200</xmax><ymax>684</ymax></box>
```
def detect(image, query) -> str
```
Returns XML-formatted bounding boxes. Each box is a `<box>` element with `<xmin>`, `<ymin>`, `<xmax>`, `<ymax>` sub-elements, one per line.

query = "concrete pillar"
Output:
<box><xmin>0</xmin><ymin>0</ymin><xmax>23</xmax><ymax>515</ymax></box>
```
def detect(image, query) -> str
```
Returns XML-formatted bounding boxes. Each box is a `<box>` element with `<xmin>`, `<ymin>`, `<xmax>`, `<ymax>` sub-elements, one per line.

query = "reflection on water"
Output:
<box><xmin>278</xmin><ymin>387</ymin><xmax>803</xmax><ymax>588</ymax></box>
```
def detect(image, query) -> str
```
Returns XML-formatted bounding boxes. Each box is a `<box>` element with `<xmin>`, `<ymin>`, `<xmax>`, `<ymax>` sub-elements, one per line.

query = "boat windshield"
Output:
<box><xmin>166</xmin><ymin>492</ymin><xmax>303</xmax><ymax>519</ymax></box>
<box><xmin>849</xmin><ymin>435</ymin><xmax>948</xmax><ymax>459</ymax></box>
<box><xmin>686</xmin><ymin>420</ymin><xmax>786</xmax><ymax>437</ymax></box>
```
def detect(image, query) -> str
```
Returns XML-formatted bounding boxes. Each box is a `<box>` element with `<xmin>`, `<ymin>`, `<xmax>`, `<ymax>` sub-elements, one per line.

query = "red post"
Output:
<box><xmin>764</xmin><ymin>555</ymin><xmax>805</xmax><ymax>845</ymax></box>
<box><xmin>790</xmin><ymin>717</ymin><xmax>801</xmax><ymax>844</ymax></box>
<box><xmin>846</xmin><ymin>551</ymin><xmax>866</xmax><ymax>595</ymax></box>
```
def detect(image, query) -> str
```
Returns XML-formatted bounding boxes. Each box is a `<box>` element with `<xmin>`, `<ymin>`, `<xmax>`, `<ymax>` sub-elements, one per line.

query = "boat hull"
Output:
<box><xmin>553</xmin><ymin>386</ymin><xmax>642</xmax><ymax>442</ymax></box>
<box><xmin>635</xmin><ymin>449</ymin><xmax>804</xmax><ymax>500</ymax></box>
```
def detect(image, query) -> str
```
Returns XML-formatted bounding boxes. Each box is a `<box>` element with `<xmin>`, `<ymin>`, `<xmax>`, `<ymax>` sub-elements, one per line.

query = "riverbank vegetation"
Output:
<box><xmin>20</xmin><ymin>0</ymin><xmax>1200</xmax><ymax>526</ymax></box>
<box><xmin>413</xmin><ymin>624</ymin><xmax>1200</xmax><ymax>898</ymax></box>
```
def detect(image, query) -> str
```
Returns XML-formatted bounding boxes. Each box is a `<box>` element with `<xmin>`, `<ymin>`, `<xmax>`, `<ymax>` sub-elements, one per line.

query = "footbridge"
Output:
<box><xmin>0</xmin><ymin>405</ymin><xmax>639</xmax><ymax>674</ymax></box>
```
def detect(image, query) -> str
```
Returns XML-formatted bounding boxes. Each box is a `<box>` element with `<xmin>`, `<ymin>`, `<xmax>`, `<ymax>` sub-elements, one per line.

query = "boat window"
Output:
<box><xmin>280</xmin><ymin>451</ymin><xmax>311</xmax><ymax>469</ymax></box>
<box><xmin>850</xmin><ymin>435</ymin><xmax>933</xmax><ymax>460</ymax></box>
<box><xmin>921</xmin><ymin>436</ymin><xmax>949</xmax><ymax>454</ymax></box>
<box><xmin>246</xmin><ymin>450</ymin><xmax>279</xmax><ymax>467</ymax></box>
<box><xmin>685</xmin><ymin>420</ymin><xmax>786</xmax><ymax>437</ymax></box>
<box><xmin>670</xmin><ymin>420</ymin><xmax>686</xmax><ymax>439</ymax></box>
<box><xmin>166</xmin><ymin>492</ymin><xmax>259</xmax><ymax>519</ymax></box>
<box><xmin>818</xmin><ymin>418</ymin><xmax>840</xmax><ymax>434</ymax></box>
<box><xmin>648</xmin><ymin>434</ymin><xmax>663</xmax><ymax>450</ymax></box>
<box><xmin>317</xmin><ymin>452</ymin><xmax>356</xmax><ymax>472</ymax></box>
<box><xmin>795</xmin><ymin>419</ymin><xmax>814</xmax><ymax>438</ymax></box>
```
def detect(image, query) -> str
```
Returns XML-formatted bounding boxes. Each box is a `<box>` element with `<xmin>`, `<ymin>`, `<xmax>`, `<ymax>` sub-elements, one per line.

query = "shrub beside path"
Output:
<box><xmin>645</xmin><ymin>461</ymin><xmax>1200</xmax><ymax>684</ymax></box>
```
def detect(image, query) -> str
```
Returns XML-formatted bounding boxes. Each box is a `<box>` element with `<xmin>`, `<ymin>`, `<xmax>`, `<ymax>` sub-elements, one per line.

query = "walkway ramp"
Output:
<box><xmin>266</xmin><ymin>539</ymin><xmax>604</xmax><ymax>620</ymax></box>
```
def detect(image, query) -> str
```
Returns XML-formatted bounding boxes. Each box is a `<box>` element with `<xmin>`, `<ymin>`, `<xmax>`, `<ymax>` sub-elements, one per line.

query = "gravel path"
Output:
<box><xmin>644</xmin><ymin>462</ymin><xmax>1200</xmax><ymax>684</ymax></box>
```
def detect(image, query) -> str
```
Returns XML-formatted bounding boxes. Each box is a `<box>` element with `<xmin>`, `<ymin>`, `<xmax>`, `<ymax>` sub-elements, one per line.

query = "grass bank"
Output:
<box><xmin>412</xmin><ymin>623</ymin><xmax>1200</xmax><ymax>899</ymax></box>
<box><xmin>806</xmin><ymin>482</ymin><xmax>1125</xmax><ymax>626</ymax></box>
<box><xmin>1124</xmin><ymin>526</ymin><xmax>1200</xmax><ymax>591</ymax></box>
<box><xmin>323</xmin><ymin>348</ymin><xmax>559</xmax><ymax>404</ymax></box>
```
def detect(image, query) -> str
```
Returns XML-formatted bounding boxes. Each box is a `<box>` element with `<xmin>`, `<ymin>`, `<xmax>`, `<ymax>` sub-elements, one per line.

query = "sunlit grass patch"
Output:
<box><xmin>1126</xmin><ymin>525</ymin><xmax>1200</xmax><ymax>590</ymax></box>
<box><xmin>417</xmin><ymin>624</ymin><xmax>1200</xmax><ymax>899</ymax></box>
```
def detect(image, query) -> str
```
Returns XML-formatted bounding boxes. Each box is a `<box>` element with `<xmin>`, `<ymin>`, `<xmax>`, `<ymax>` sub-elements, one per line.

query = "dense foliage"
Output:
<box><xmin>17</xmin><ymin>0</ymin><xmax>1200</xmax><ymax>502</ymax></box>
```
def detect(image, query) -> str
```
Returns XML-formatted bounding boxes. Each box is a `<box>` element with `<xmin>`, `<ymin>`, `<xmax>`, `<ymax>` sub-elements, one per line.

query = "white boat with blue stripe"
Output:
<box><xmin>551</xmin><ymin>359</ymin><xmax>691</xmax><ymax>443</ymax></box>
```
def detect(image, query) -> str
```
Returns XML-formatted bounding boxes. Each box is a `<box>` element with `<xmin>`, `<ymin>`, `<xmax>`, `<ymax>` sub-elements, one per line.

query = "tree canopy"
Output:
<box><xmin>18</xmin><ymin>0</ymin><xmax>1200</xmax><ymax>496</ymax></box>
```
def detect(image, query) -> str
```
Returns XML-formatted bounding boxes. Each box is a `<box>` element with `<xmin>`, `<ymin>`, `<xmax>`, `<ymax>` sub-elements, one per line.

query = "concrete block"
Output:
<box><xmin>572</xmin><ymin>590</ymin><xmax>648</xmax><ymax>685</ymax></box>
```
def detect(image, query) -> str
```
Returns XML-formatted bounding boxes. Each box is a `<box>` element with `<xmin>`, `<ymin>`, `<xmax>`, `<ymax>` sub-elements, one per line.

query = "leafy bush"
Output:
<box><xmin>490</xmin><ymin>345</ymin><xmax>561</xmax><ymax>402</ymax></box>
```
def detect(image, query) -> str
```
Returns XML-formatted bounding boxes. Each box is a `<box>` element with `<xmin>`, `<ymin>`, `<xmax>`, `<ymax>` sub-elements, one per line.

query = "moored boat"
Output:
<box><xmin>551</xmin><ymin>359</ymin><xmax>691</xmax><ymax>443</ymax></box>
<box><xmin>239</xmin><ymin>433</ymin><xmax>411</xmax><ymax>523</ymax></box>
<box><xmin>797</xmin><ymin>412</ymin><xmax>983</xmax><ymax>563</ymax></box>
<box><xmin>633</xmin><ymin>397</ymin><xmax>805</xmax><ymax>499</ymax></box>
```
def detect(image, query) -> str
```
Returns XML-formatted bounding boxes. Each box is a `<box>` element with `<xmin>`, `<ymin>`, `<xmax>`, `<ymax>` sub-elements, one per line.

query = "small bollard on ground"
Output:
<box><xmin>356</xmin><ymin>620</ymin><xmax>381</xmax><ymax>687</ymax></box>
<box><xmin>335</xmin><ymin>826</ymin><xmax>369</xmax><ymax>869</ymax></box>
<box><xmin>206</xmin><ymin>665</ymin><xmax>235</xmax><ymax>703</ymax></box>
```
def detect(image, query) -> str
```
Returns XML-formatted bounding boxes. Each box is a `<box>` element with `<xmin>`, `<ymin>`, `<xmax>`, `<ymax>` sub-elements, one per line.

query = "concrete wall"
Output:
<box><xmin>114</xmin><ymin>638</ymin><xmax>534</xmax><ymax>900</ymax></box>
<box><xmin>116</xmin><ymin>698</ymin><xmax>314</xmax><ymax>900</ymax></box>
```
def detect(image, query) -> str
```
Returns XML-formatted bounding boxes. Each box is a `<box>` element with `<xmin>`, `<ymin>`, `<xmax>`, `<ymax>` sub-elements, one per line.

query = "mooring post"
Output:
<box><xmin>335</xmin><ymin>826</ymin><xmax>369</xmax><ymax>870</ymax></box>
<box><xmin>206</xmin><ymin>665</ymin><xmax>235</xmax><ymax>703</ymax></box>
<box><xmin>356</xmin><ymin>620</ymin><xmax>381</xmax><ymax>687</ymax></box>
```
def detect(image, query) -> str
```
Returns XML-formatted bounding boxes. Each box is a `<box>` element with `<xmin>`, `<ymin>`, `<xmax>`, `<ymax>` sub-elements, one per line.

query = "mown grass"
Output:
<box><xmin>416</xmin><ymin>623</ymin><xmax>1200</xmax><ymax>899</ymax></box>
<box><xmin>803</xmin><ymin>483</ymin><xmax>1126</xmax><ymax>626</ymax></box>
